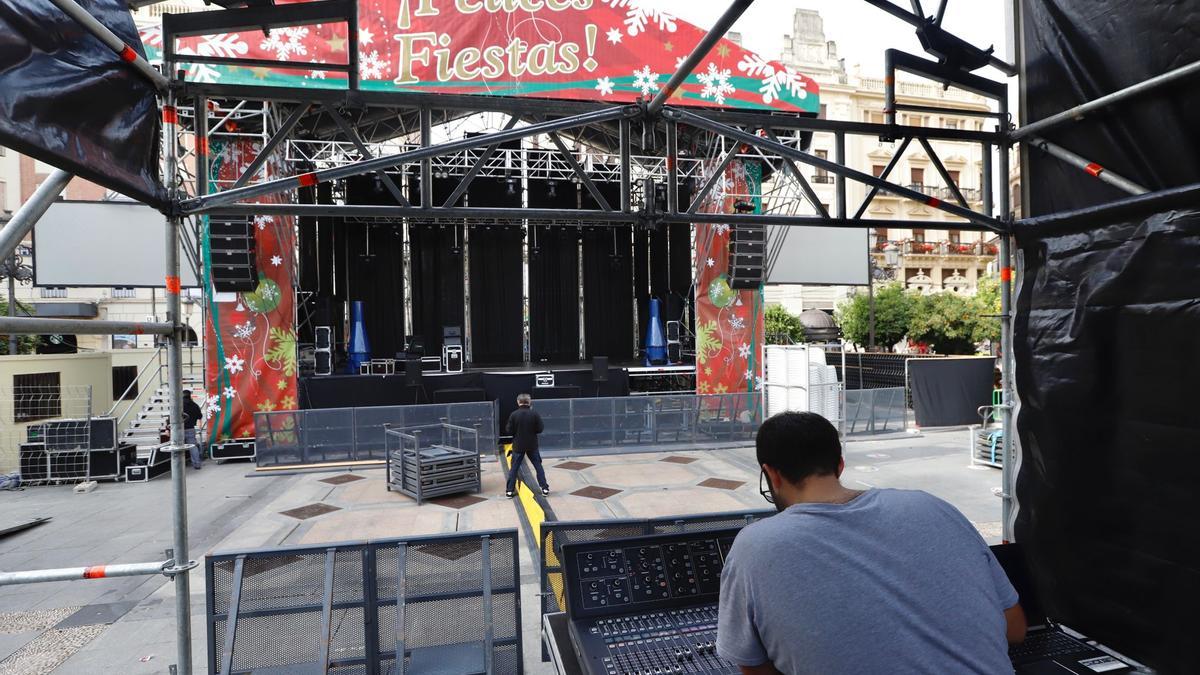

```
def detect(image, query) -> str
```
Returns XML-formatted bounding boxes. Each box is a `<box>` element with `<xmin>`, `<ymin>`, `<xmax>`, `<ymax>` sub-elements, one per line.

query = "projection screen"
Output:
<box><xmin>765</xmin><ymin>225</ymin><xmax>869</xmax><ymax>286</ymax></box>
<box><xmin>32</xmin><ymin>201</ymin><xmax>200</xmax><ymax>287</ymax></box>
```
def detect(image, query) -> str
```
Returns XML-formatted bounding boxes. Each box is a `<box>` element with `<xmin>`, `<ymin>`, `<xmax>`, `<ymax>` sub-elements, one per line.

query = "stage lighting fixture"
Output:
<box><xmin>372</xmin><ymin>175</ymin><xmax>383</xmax><ymax>193</ymax></box>
<box><xmin>506</xmin><ymin>175</ymin><xmax>518</xmax><ymax>195</ymax></box>
<box><xmin>547</xmin><ymin>180</ymin><xmax>558</xmax><ymax>198</ymax></box>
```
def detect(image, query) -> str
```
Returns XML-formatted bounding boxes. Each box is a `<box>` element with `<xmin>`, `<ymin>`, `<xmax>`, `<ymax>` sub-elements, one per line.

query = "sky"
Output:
<box><xmin>650</xmin><ymin>0</ymin><xmax>1013</xmax><ymax>79</ymax></box>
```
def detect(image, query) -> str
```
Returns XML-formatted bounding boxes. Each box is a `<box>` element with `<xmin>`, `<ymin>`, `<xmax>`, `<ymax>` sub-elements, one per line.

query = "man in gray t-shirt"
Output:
<box><xmin>717</xmin><ymin>412</ymin><xmax>1026</xmax><ymax>674</ymax></box>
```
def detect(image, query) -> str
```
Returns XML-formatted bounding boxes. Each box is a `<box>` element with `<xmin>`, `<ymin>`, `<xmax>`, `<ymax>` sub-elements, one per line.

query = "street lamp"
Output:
<box><xmin>867</xmin><ymin>242</ymin><xmax>901</xmax><ymax>351</ymax></box>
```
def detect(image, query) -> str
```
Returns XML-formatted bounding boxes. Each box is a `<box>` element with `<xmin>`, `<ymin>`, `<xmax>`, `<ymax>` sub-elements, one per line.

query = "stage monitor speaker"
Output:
<box><xmin>443</xmin><ymin>325</ymin><xmax>463</xmax><ymax>347</ymax></box>
<box><xmin>667</xmin><ymin>342</ymin><xmax>682</xmax><ymax>363</ymax></box>
<box><xmin>315</xmin><ymin>326</ymin><xmax>332</xmax><ymax>350</ymax></box>
<box><xmin>209</xmin><ymin>216</ymin><xmax>259</xmax><ymax>293</ymax></box>
<box><xmin>314</xmin><ymin>351</ymin><xmax>332</xmax><ymax>376</ymax></box>
<box><xmin>729</xmin><ymin>222</ymin><xmax>766</xmax><ymax>289</ymax></box>
<box><xmin>405</xmin><ymin>358</ymin><xmax>423</xmax><ymax>387</ymax></box>
<box><xmin>592</xmin><ymin>356</ymin><xmax>609</xmax><ymax>382</ymax></box>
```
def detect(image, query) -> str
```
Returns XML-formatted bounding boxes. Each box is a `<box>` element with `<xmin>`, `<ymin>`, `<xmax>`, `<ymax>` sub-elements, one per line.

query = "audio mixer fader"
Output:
<box><xmin>561</xmin><ymin>529</ymin><xmax>744</xmax><ymax>675</ymax></box>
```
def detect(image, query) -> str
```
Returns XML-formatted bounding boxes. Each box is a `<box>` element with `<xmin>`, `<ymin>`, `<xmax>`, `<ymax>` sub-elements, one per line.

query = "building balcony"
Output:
<box><xmin>874</xmin><ymin>240</ymin><xmax>999</xmax><ymax>257</ymax></box>
<box><xmin>810</xmin><ymin>174</ymin><xmax>835</xmax><ymax>184</ymax></box>
<box><xmin>903</xmin><ymin>183</ymin><xmax>982</xmax><ymax>204</ymax></box>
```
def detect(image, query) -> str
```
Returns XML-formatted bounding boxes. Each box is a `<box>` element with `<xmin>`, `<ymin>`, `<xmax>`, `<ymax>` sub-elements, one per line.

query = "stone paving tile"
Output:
<box><xmin>54</xmin><ymin>602</ymin><xmax>139</xmax><ymax>629</ymax></box>
<box><xmin>0</xmin><ymin>608</ymin><xmax>78</xmax><ymax>634</ymax></box>
<box><xmin>428</xmin><ymin>494</ymin><xmax>487</xmax><ymax>509</ymax></box>
<box><xmin>278</xmin><ymin>502</ymin><xmax>342</xmax><ymax>520</ymax></box>
<box><xmin>318</xmin><ymin>473</ymin><xmax>366</xmax><ymax>485</ymax></box>
<box><xmin>570</xmin><ymin>486</ymin><xmax>622</xmax><ymax>500</ymax></box>
<box><xmin>553</xmin><ymin>461</ymin><xmax>595</xmax><ymax>471</ymax></box>
<box><xmin>698</xmin><ymin>478</ymin><xmax>745</xmax><ymax>490</ymax></box>
<box><xmin>0</xmin><ymin>624</ymin><xmax>104</xmax><ymax>674</ymax></box>
<box><xmin>660</xmin><ymin>456</ymin><xmax>698</xmax><ymax>464</ymax></box>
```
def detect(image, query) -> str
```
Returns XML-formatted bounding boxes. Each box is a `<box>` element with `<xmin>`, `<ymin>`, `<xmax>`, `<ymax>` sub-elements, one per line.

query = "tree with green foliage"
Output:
<box><xmin>0</xmin><ymin>298</ymin><xmax>40</xmax><ymax>355</ymax></box>
<box><xmin>764</xmin><ymin>305</ymin><xmax>805</xmax><ymax>344</ymax></box>
<box><xmin>972</xmin><ymin>275</ymin><xmax>1002</xmax><ymax>345</ymax></box>
<box><xmin>834</xmin><ymin>283</ymin><xmax>915</xmax><ymax>351</ymax></box>
<box><xmin>908</xmin><ymin>287</ymin><xmax>1000</xmax><ymax>355</ymax></box>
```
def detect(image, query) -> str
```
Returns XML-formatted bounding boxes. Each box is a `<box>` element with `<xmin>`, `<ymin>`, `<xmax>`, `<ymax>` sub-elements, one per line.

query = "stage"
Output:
<box><xmin>299</xmin><ymin>362</ymin><xmax>697</xmax><ymax>425</ymax></box>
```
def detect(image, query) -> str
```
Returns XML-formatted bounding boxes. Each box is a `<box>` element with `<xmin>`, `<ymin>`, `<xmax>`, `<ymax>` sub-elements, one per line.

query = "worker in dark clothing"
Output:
<box><xmin>505</xmin><ymin>393</ymin><xmax>549</xmax><ymax>498</ymax></box>
<box><xmin>181</xmin><ymin>390</ymin><xmax>204</xmax><ymax>470</ymax></box>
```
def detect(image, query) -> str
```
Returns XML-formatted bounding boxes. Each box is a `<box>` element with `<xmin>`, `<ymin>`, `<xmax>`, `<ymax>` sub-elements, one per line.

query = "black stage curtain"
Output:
<box><xmin>633</xmin><ymin>228</ymin><xmax>650</xmax><ymax>354</ymax></box>
<box><xmin>469</xmin><ymin>224</ymin><xmax>524</xmax><ymax>364</ymax></box>
<box><xmin>297</xmin><ymin>185</ymin><xmax>318</xmax><ymax>345</ymax></box>
<box><xmin>345</xmin><ymin>176</ymin><xmax>405</xmax><ymax>358</ymax></box>
<box><xmin>668</xmin><ymin>222</ymin><xmax>693</xmax><ymax>329</ymax></box>
<box><xmin>410</xmin><ymin>223</ymin><xmax>464</xmax><ymax>357</ymax></box>
<box><xmin>582</xmin><ymin>227</ymin><xmax>634</xmax><ymax>360</ymax></box>
<box><xmin>529</xmin><ymin>226</ymin><xmax>581</xmax><ymax>363</ymax></box>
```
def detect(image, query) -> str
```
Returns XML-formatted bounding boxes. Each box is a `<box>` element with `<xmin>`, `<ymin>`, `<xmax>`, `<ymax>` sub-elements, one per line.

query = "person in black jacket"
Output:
<box><xmin>505</xmin><ymin>393</ymin><xmax>549</xmax><ymax>497</ymax></box>
<box><xmin>181</xmin><ymin>390</ymin><xmax>203</xmax><ymax>469</ymax></box>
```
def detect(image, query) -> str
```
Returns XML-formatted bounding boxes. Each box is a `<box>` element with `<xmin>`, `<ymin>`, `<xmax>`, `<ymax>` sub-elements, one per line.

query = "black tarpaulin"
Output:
<box><xmin>0</xmin><ymin>0</ymin><xmax>162</xmax><ymax>207</ymax></box>
<box><xmin>1017</xmin><ymin>3</ymin><xmax>1200</xmax><ymax>671</ymax></box>
<box><xmin>907</xmin><ymin>357</ymin><xmax>993</xmax><ymax>428</ymax></box>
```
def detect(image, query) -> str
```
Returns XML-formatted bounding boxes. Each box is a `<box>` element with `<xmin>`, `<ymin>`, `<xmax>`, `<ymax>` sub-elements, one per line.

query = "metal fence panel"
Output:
<box><xmin>206</xmin><ymin>529</ymin><xmax>522</xmax><ymax>675</ymax></box>
<box><xmin>534</xmin><ymin>393</ymin><xmax>760</xmax><ymax>456</ymax></box>
<box><xmin>844</xmin><ymin>387</ymin><xmax>907</xmax><ymax>435</ymax></box>
<box><xmin>255</xmin><ymin>402</ymin><xmax>496</xmax><ymax>468</ymax></box>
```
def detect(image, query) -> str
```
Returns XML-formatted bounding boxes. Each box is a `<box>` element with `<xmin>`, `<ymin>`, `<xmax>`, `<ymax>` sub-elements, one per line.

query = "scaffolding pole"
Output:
<box><xmin>1029</xmin><ymin>137</ymin><xmax>1149</xmax><ymax>195</ymax></box>
<box><xmin>48</xmin><ymin>0</ymin><xmax>169</xmax><ymax>91</ymax></box>
<box><xmin>0</xmin><ymin>168</ymin><xmax>73</xmax><ymax>263</ymax></box>
<box><xmin>162</xmin><ymin>74</ymin><xmax>195</xmax><ymax>675</ymax></box>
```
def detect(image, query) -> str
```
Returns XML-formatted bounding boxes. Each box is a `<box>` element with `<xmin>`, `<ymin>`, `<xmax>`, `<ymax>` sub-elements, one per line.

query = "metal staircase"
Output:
<box><xmin>111</xmin><ymin>346</ymin><xmax>207</xmax><ymax>461</ymax></box>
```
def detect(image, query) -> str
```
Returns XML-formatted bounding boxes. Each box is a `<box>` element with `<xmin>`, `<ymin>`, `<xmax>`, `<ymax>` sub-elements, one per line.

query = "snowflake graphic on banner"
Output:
<box><xmin>270</xmin><ymin>255</ymin><xmax>283</xmax><ymax>267</ymax></box>
<box><xmin>603</xmin><ymin>0</ymin><xmax>678</xmax><ymax>36</ymax></box>
<box><xmin>260</xmin><ymin>27</ymin><xmax>308</xmax><ymax>61</ymax></box>
<box><xmin>233</xmin><ymin>321</ymin><xmax>255</xmax><ymax>339</ymax></box>
<box><xmin>253</xmin><ymin>214</ymin><xmax>273</xmax><ymax>230</ymax></box>
<box><xmin>738</xmin><ymin>342</ymin><xmax>751</xmax><ymax>359</ymax></box>
<box><xmin>224</xmin><ymin>354</ymin><xmax>245</xmax><ymax>374</ymax></box>
<box><xmin>223</xmin><ymin>386</ymin><xmax>237</xmax><ymax>399</ymax></box>
<box><xmin>175</xmin><ymin>33</ymin><xmax>247</xmax><ymax>83</ymax></box>
<box><xmin>632</xmin><ymin>66</ymin><xmax>660</xmax><ymax>96</ymax></box>
<box><xmin>729</xmin><ymin>315</ymin><xmax>745</xmax><ymax>330</ymax></box>
<box><xmin>697</xmin><ymin>63</ymin><xmax>735</xmax><ymax>105</ymax></box>
<box><xmin>737</xmin><ymin>54</ymin><xmax>810</xmax><ymax>105</ymax></box>
<box><xmin>606</xmin><ymin>28</ymin><xmax>623</xmax><ymax>44</ymax></box>
<box><xmin>360</xmin><ymin>50</ymin><xmax>385</xmax><ymax>80</ymax></box>
<box><xmin>595</xmin><ymin>76</ymin><xmax>615</xmax><ymax>96</ymax></box>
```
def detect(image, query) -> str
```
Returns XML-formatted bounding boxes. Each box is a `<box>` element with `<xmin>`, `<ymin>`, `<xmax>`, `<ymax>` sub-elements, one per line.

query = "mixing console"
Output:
<box><xmin>562</xmin><ymin>528</ymin><xmax>745</xmax><ymax>675</ymax></box>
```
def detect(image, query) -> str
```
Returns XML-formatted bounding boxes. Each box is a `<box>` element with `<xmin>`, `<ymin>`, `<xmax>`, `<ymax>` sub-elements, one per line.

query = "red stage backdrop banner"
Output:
<box><xmin>694</xmin><ymin>158</ymin><xmax>764</xmax><ymax>396</ymax></box>
<box><xmin>203</xmin><ymin>141</ymin><xmax>299</xmax><ymax>443</ymax></box>
<box><xmin>142</xmin><ymin>0</ymin><xmax>818</xmax><ymax>113</ymax></box>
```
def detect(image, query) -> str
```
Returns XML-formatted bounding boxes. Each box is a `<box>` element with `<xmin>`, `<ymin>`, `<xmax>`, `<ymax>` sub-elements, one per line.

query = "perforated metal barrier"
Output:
<box><xmin>254</xmin><ymin>401</ymin><xmax>497</xmax><ymax>468</ymax></box>
<box><xmin>537</xmin><ymin>511</ymin><xmax>773</xmax><ymax>619</ymax></box>
<box><xmin>206</xmin><ymin>529</ymin><xmax>522</xmax><ymax>674</ymax></box>
<box><xmin>533</xmin><ymin>393</ymin><xmax>761</xmax><ymax>457</ymax></box>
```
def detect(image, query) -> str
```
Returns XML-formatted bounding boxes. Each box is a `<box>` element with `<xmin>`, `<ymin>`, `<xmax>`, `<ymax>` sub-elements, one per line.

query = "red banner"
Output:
<box><xmin>694</xmin><ymin>158</ymin><xmax>764</xmax><ymax>395</ymax></box>
<box><xmin>203</xmin><ymin>142</ymin><xmax>299</xmax><ymax>442</ymax></box>
<box><xmin>144</xmin><ymin>0</ymin><xmax>818</xmax><ymax>114</ymax></box>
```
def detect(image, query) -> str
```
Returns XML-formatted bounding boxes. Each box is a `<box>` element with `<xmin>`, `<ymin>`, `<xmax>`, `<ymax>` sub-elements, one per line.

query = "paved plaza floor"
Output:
<box><xmin>0</xmin><ymin>428</ymin><xmax>1002</xmax><ymax>673</ymax></box>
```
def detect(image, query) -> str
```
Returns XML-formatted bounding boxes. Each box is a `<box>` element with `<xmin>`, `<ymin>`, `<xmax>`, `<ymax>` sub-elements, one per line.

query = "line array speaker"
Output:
<box><xmin>209</xmin><ymin>216</ymin><xmax>259</xmax><ymax>293</ymax></box>
<box><xmin>729</xmin><ymin>222</ymin><xmax>766</xmax><ymax>289</ymax></box>
<box><xmin>314</xmin><ymin>325</ymin><xmax>332</xmax><ymax>376</ymax></box>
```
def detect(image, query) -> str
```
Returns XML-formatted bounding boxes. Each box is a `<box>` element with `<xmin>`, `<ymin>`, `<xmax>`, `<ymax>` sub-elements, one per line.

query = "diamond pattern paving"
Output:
<box><xmin>428</xmin><ymin>494</ymin><xmax>488</xmax><ymax>509</ymax></box>
<box><xmin>570</xmin><ymin>486</ymin><xmax>622</xmax><ymax>500</ymax></box>
<box><xmin>279</xmin><ymin>502</ymin><xmax>342</xmax><ymax>520</ymax></box>
<box><xmin>319</xmin><ymin>473</ymin><xmax>366</xmax><ymax>485</ymax></box>
<box><xmin>554</xmin><ymin>461</ymin><xmax>595</xmax><ymax>471</ymax></box>
<box><xmin>660</xmin><ymin>456</ymin><xmax>697</xmax><ymax>464</ymax></box>
<box><xmin>698</xmin><ymin>478</ymin><xmax>744</xmax><ymax>490</ymax></box>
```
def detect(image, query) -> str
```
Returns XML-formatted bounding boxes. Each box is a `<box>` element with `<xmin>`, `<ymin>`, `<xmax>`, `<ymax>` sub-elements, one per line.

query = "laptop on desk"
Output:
<box><xmin>991</xmin><ymin>544</ymin><xmax>1131</xmax><ymax>675</ymax></box>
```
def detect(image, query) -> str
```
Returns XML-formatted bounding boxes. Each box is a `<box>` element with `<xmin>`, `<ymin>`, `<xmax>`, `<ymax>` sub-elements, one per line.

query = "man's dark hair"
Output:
<box><xmin>756</xmin><ymin>411</ymin><xmax>842</xmax><ymax>484</ymax></box>
<box><xmin>182</xmin><ymin>390</ymin><xmax>192</xmax><ymax>398</ymax></box>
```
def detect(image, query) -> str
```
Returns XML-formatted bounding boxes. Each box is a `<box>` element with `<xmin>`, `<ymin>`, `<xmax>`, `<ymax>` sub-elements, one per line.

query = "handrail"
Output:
<box><xmin>109</xmin><ymin>346</ymin><xmax>166</xmax><ymax>417</ymax></box>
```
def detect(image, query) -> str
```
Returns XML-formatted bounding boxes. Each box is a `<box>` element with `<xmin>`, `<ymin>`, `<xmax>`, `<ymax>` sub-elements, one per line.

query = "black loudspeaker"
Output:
<box><xmin>314</xmin><ymin>350</ymin><xmax>332</xmax><ymax>376</ymax></box>
<box><xmin>729</xmin><ymin>221</ymin><xmax>766</xmax><ymax>289</ymax></box>
<box><xmin>405</xmin><ymin>358</ymin><xmax>423</xmax><ymax>387</ymax></box>
<box><xmin>315</xmin><ymin>326</ymin><xmax>332</xmax><ymax>350</ymax></box>
<box><xmin>667</xmin><ymin>342</ymin><xmax>682</xmax><ymax>362</ymax></box>
<box><xmin>209</xmin><ymin>216</ymin><xmax>259</xmax><ymax>292</ymax></box>
<box><xmin>592</xmin><ymin>356</ymin><xmax>609</xmax><ymax>382</ymax></box>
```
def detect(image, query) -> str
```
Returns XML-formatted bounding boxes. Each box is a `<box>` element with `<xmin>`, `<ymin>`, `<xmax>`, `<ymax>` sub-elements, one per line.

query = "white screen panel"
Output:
<box><xmin>765</xmin><ymin>225</ymin><xmax>869</xmax><ymax>286</ymax></box>
<box><xmin>32</xmin><ymin>201</ymin><xmax>201</xmax><ymax>287</ymax></box>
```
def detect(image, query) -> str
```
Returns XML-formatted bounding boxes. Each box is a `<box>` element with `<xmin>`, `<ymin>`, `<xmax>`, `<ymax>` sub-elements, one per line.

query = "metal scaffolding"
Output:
<box><xmin>2</xmin><ymin>0</ymin><xmax>1196</xmax><ymax>671</ymax></box>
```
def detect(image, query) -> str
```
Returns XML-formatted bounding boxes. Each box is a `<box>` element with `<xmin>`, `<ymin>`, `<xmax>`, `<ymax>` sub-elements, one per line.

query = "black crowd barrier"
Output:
<box><xmin>206</xmin><ymin>529</ymin><xmax>522</xmax><ymax>674</ymax></box>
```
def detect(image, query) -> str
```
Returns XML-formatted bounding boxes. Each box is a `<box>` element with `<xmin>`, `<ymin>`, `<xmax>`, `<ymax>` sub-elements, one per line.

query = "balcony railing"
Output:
<box><xmin>874</xmin><ymin>240</ymin><xmax>999</xmax><ymax>256</ymax></box>
<box><xmin>903</xmin><ymin>184</ymin><xmax>983</xmax><ymax>204</ymax></box>
<box><xmin>811</xmin><ymin>174</ymin><xmax>835</xmax><ymax>184</ymax></box>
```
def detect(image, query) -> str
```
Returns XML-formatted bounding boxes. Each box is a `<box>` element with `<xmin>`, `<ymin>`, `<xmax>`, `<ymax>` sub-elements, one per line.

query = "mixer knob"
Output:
<box><xmin>674</xmin><ymin>667</ymin><xmax>683</xmax><ymax>674</ymax></box>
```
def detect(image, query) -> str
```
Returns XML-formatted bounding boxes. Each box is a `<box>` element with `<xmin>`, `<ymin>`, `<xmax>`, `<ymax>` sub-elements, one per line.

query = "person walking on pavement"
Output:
<box><xmin>505</xmin><ymin>393</ymin><xmax>549</xmax><ymax>498</ymax></box>
<box><xmin>181</xmin><ymin>389</ymin><xmax>204</xmax><ymax>470</ymax></box>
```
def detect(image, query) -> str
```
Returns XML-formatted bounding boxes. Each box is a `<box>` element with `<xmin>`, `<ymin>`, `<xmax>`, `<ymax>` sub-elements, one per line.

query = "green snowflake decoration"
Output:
<box><xmin>266</xmin><ymin>327</ymin><xmax>298</xmax><ymax>376</ymax></box>
<box><xmin>695</xmin><ymin>320</ymin><xmax>722</xmax><ymax>364</ymax></box>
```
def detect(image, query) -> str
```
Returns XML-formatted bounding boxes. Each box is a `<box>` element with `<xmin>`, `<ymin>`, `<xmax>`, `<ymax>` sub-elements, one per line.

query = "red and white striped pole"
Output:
<box><xmin>0</xmin><ymin>560</ymin><xmax>171</xmax><ymax>586</ymax></box>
